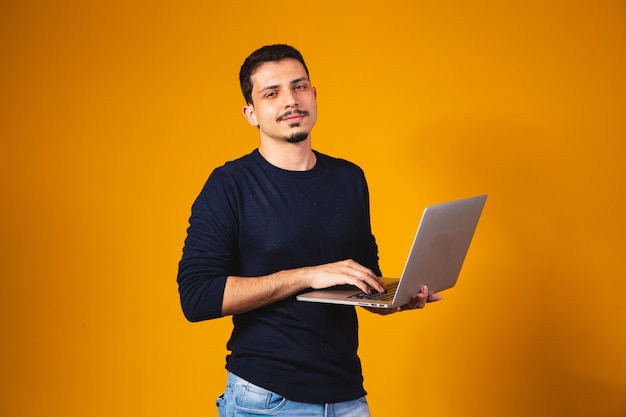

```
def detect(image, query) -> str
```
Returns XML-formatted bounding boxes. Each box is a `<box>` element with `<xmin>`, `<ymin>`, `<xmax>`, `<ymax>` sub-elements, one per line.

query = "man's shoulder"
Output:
<box><xmin>208</xmin><ymin>149</ymin><xmax>260</xmax><ymax>178</ymax></box>
<box><xmin>315</xmin><ymin>151</ymin><xmax>365</xmax><ymax>175</ymax></box>
<box><xmin>196</xmin><ymin>151</ymin><xmax>259</xmax><ymax>194</ymax></box>
<box><xmin>219</xmin><ymin>149</ymin><xmax>258</xmax><ymax>169</ymax></box>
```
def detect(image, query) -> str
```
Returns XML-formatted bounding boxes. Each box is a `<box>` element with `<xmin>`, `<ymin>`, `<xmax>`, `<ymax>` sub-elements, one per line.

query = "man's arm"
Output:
<box><xmin>221</xmin><ymin>259</ymin><xmax>386</xmax><ymax>316</ymax></box>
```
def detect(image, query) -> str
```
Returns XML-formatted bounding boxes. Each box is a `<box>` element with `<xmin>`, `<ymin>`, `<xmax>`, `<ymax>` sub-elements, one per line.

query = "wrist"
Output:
<box><xmin>286</xmin><ymin>266</ymin><xmax>313</xmax><ymax>291</ymax></box>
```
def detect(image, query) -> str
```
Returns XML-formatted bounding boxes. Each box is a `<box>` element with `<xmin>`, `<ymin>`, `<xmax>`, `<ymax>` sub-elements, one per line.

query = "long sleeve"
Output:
<box><xmin>177</xmin><ymin>170</ymin><xmax>237</xmax><ymax>322</ymax></box>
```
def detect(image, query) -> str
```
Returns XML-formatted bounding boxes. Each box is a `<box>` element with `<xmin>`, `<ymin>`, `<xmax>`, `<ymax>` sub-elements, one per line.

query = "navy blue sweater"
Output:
<box><xmin>177</xmin><ymin>149</ymin><xmax>381</xmax><ymax>403</ymax></box>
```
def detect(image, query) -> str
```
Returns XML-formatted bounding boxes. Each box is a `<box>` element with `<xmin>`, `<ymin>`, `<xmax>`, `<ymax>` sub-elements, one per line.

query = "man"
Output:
<box><xmin>177</xmin><ymin>44</ymin><xmax>441</xmax><ymax>416</ymax></box>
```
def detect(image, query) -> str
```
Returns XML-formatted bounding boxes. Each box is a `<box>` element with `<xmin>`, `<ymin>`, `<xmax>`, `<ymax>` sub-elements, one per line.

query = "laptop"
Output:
<box><xmin>296</xmin><ymin>195</ymin><xmax>487</xmax><ymax>309</ymax></box>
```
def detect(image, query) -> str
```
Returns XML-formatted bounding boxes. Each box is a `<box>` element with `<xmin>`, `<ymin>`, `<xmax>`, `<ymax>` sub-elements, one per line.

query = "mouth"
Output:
<box><xmin>277</xmin><ymin>110</ymin><xmax>309</xmax><ymax>123</ymax></box>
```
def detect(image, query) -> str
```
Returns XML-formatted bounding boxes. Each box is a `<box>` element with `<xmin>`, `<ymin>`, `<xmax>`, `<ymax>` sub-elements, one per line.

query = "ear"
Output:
<box><xmin>242</xmin><ymin>105</ymin><xmax>258</xmax><ymax>126</ymax></box>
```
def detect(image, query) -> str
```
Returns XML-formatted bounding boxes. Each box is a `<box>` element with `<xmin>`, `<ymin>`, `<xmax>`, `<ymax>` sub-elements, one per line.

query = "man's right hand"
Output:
<box><xmin>302</xmin><ymin>259</ymin><xmax>386</xmax><ymax>294</ymax></box>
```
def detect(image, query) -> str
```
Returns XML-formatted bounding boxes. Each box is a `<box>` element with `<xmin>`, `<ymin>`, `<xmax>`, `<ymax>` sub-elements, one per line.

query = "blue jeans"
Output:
<box><xmin>216</xmin><ymin>372</ymin><xmax>371</xmax><ymax>417</ymax></box>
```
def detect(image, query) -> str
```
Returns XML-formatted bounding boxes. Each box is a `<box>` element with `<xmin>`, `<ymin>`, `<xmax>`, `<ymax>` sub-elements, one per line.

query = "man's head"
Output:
<box><xmin>240</xmin><ymin>44</ymin><xmax>310</xmax><ymax>106</ymax></box>
<box><xmin>240</xmin><ymin>45</ymin><xmax>317</xmax><ymax>146</ymax></box>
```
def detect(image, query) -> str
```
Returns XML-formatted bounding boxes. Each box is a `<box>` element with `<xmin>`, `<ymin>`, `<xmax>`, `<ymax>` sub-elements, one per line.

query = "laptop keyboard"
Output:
<box><xmin>348</xmin><ymin>281</ymin><xmax>398</xmax><ymax>302</ymax></box>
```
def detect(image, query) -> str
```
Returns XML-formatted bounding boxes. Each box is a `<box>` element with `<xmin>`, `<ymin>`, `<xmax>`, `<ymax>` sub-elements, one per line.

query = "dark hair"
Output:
<box><xmin>239</xmin><ymin>44</ymin><xmax>310</xmax><ymax>105</ymax></box>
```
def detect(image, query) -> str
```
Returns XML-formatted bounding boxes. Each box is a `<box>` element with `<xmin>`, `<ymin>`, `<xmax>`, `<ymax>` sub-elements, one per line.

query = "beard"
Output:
<box><xmin>285</xmin><ymin>129</ymin><xmax>309</xmax><ymax>143</ymax></box>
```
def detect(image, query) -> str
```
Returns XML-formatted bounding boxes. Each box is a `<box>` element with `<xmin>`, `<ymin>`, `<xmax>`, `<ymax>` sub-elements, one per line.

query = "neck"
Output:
<box><xmin>258</xmin><ymin>139</ymin><xmax>316</xmax><ymax>171</ymax></box>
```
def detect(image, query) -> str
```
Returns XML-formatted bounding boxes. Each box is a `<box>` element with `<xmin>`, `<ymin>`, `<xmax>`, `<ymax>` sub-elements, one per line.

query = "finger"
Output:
<box><xmin>411</xmin><ymin>286</ymin><xmax>428</xmax><ymax>309</ymax></box>
<box><xmin>361</xmin><ymin>275</ymin><xmax>386</xmax><ymax>293</ymax></box>
<box><xmin>344</xmin><ymin>268</ymin><xmax>379</xmax><ymax>294</ymax></box>
<box><xmin>428</xmin><ymin>293</ymin><xmax>443</xmax><ymax>302</ymax></box>
<box><xmin>342</xmin><ymin>260</ymin><xmax>385</xmax><ymax>292</ymax></box>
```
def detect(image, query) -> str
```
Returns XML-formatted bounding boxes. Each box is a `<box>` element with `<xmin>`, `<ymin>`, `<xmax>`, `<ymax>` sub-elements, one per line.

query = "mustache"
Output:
<box><xmin>276</xmin><ymin>109</ymin><xmax>309</xmax><ymax>122</ymax></box>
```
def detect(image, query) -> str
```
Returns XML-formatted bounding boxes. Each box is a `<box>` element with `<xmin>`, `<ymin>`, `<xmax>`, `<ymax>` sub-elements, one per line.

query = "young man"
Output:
<box><xmin>177</xmin><ymin>44</ymin><xmax>441</xmax><ymax>417</ymax></box>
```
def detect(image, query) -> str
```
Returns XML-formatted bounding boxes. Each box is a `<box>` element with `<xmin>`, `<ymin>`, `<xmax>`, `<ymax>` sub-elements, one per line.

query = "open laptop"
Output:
<box><xmin>296</xmin><ymin>195</ymin><xmax>487</xmax><ymax>309</ymax></box>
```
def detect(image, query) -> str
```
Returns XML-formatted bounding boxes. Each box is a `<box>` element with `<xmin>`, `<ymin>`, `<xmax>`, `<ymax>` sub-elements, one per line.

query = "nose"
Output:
<box><xmin>282</xmin><ymin>89</ymin><xmax>298</xmax><ymax>107</ymax></box>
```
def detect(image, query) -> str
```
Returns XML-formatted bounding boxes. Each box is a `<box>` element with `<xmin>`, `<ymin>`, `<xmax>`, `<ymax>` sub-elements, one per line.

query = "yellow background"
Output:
<box><xmin>1</xmin><ymin>1</ymin><xmax>625</xmax><ymax>416</ymax></box>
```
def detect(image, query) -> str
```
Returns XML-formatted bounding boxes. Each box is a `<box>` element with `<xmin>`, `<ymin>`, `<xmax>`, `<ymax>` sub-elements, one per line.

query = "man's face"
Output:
<box><xmin>243</xmin><ymin>58</ymin><xmax>317</xmax><ymax>144</ymax></box>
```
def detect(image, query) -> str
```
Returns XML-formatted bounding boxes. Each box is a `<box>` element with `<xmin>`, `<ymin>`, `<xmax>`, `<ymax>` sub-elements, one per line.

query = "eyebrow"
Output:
<box><xmin>258</xmin><ymin>77</ymin><xmax>310</xmax><ymax>94</ymax></box>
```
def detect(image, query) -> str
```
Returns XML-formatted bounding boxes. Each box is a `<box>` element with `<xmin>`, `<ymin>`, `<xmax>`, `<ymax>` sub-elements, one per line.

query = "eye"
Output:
<box><xmin>294</xmin><ymin>84</ymin><xmax>306</xmax><ymax>90</ymax></box>
<box><xmin>265</xmin><ymin>91</ymin><xmax>277</xmax><ymax>98</ymax></box>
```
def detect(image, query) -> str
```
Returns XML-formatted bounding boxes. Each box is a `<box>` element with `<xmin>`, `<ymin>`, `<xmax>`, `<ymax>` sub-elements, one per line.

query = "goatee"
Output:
<box><xmin>286</xmin><ymin>131</ymin><xmax>309</xmax><ymax>143</ymax></box>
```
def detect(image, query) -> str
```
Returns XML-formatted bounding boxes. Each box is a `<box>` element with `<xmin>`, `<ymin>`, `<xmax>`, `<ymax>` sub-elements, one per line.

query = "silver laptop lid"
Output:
<box><xmin>390</xmin><ymin>194</ymin><xmax>487</xmax><ymax>306</ymax></box>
